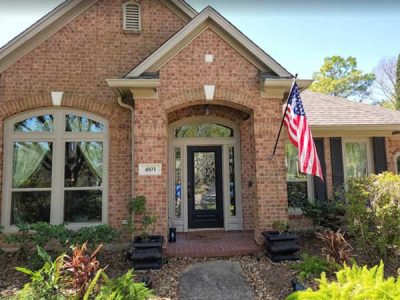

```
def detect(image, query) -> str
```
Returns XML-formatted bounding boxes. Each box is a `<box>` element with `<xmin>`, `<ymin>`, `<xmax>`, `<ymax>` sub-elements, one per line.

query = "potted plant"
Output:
<box><xmin>262</xmin><ymin>220</ymin><xmax>300</xmax><ymax>262</ymax></box>
<box><xmin>125</xmin><ymin>195</ymin><xmax>164</xmax><ymax>270</ymax></box>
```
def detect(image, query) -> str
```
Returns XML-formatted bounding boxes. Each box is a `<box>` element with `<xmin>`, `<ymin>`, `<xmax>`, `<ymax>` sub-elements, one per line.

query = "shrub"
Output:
<box><xmin>12</xmin><ymin>246</ymin><xmax>67</xmax><ymax>300</ymax></box>
<box><xmin>292</xmin><ymin>253</ymin><xmax>337</xmax><ymax>282</ymax></box>
<box><xmin>126</xmin><ymin>195</ymin><xmax>158</xmax><ymax>241</ymax></box>
<box><xmin>315</xmin><ymin>230</ymin><xmax>352</xmax><ymax>265</ymax></box>
<box><xmin>95</xmin><ymin>270</ymin><xmax>153</xmax><ymax>300</ymax></box>
<box><xmin>346</xmin><ymin>172</ymin><xmax>400</xmax><ymax>259</ymax></box>
<box><xmin>4</xmin><ymin>223</ymin><xmax>119</xmax><ymax>255</ymax></box>
<box><xmin>287</xmin><ymin>261</ymin><xmax>400</xmax><ymax>299</ymax></box>
<box><xmin>61</xmin><ymin>242</ymin><xmax>103</xmax><ymax>298</ymax></box>
<box><xmin>301</xmin><ymin>200</ymin><xmax>344</xmax><ymax>231</ymax></box>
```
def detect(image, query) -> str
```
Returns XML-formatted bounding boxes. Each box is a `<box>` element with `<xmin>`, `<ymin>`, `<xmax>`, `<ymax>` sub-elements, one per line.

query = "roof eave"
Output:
<box><xmin>0</xmin><ymin>0</ymin><xmax>97</xmax><ymax>73</ymax></box>
<box><xmin>261</xmin><ymin>78</ymin><xmax>313</xmax><ymax>99</ymax></box>
<box><xmin>125</xmin><ymin>6</ymin><xmax>292</xmax><ymax>78</ymax></box>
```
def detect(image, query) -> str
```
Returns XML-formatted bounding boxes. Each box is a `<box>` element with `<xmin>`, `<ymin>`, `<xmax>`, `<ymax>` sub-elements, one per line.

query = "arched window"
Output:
<box><xmin>175</xmin><ymin>123</ymin><xmax>234</xmax><ymax>138</ymax></box>
<box><xmin>123</xmin><ymin>2</ymin><xmax>141</xmax><ymax>31</ymax></box>
<box><xmin>2</xmin><ymin>109</ymin><xmax>108</xmax><ymax>230</ymax></box>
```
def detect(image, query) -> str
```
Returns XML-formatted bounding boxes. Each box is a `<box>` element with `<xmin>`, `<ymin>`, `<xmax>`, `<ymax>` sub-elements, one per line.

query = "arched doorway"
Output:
<box><xmin>168</xmin><ymin>116</ymin><xmax>243</xmax><ymax>232</ymax></box>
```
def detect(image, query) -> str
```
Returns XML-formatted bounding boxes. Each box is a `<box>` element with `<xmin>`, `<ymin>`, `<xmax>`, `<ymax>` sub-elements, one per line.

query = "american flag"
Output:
<box><xmin>284</xmin><ymin>83</ymin><xmax>324</xmax><ymax>180</ymax></box>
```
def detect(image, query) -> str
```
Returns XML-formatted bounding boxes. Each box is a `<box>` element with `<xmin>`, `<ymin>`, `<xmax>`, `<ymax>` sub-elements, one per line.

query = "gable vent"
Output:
<box><xmin>123</xmin><ymin>2</ymin><xmax>141</xmax><ymax>31</ymax></box>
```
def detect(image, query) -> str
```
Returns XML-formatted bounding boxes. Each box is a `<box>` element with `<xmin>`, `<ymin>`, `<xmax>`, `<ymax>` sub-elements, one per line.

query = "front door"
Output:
<box><xmin>187</xmin><ymin>146</ymin><xmax>223</xmax><ymax>229</ymax></box>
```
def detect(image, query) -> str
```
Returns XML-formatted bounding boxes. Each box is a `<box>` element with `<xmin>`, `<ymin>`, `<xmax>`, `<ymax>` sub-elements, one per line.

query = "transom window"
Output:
<box><xmin>2</xmin><ymin>109</ymin><xmax>108</xmax><ymax>230</ymax></box>
<box><xmin>175</xmin><ymin>123</ymin><xmax>234</xmax><ymax>138</ymax></box>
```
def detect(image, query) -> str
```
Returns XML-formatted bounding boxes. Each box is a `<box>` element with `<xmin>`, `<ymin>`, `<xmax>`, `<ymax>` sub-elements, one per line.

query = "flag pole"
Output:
<box><xmin>267</xmin><ymin>73</ymin><xmax>298</xmax><ymax>160</ymax></box>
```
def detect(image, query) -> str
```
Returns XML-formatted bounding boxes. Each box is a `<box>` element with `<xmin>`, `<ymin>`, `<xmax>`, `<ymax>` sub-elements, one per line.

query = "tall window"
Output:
<box><xmin>2</xmin><ymin>110</ymin><xmax>108</xmax><ymax>230</ymax></box>
<box><xmin>285</xmin><ymin>142</ymin><xmax>313</xmax><ymax>207</ymax></box>
<box><xmin>343</xmin><ymin>138</ymin><xmax>372</xmax><ymax>180</ymax></box>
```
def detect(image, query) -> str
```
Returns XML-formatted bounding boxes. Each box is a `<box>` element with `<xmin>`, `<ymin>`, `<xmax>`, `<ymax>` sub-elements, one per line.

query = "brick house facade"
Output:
<box><xmin>1</xmin><ymin>0</ymin><xmax>399</xmax><ymax>247</ymax></box>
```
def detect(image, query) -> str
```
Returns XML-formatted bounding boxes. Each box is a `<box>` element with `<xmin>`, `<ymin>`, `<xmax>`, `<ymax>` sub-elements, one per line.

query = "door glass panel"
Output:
<box><xmin>12</xmin><ymin>142</ymin><xmax>52</xmax><ymax>188</ymax></box>
<box><xmin>14</xmin><ymin>114</ymin><xmax>53</xmax><ymax>132</ymax></box>
<box><xmin>64</xmin><ymin>142</ymin><xmax>103</xmax><ymax>187</ymax></box>
<box><xmin>345</xmin><ymin>142</ymin><xmax>367</xmax><ymax>178</ymax></box>
<box><xmin>174</xmin><ymin>148</ymin><xmax>182</xmax><ymax>218</ymax></box>
<box><xmin>194</xmin><ymin>152</ymin><xmax>216</xmax><ymax>210</ymax></box>
<box><xmin>11</xmin><ymin>191</ymin><xmax>51</xmax><ymax>224</ymax></box>
<box><xmin>229</xmin><ymin>147</ymin><xmax>236</xmax><ymax>216</ymax></box>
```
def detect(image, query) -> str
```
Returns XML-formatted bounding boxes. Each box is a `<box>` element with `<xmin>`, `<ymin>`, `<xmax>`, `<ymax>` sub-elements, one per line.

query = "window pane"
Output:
<box><xmin>66</xmin><ymin>114</ymin><xmax>104</xmax><ymax>133</ymax></box>
<box><xmin>14</xmin><ymin>115</ymin><xmax>53</xmax><ymax>132</ymax></box>
<box><xmin>65</xmin><ymin>142</ymin><xmax>103</xmax><ymax>187</ymax></box>
<box><xmin>12</xmin><ymin>142</ymin><xmax>52</xmax><ymax>188</ymax></box>
<box><xmin>229</xmin><ymin>147</ymin><xmax>236</xmax><ymax>216</ymax></box>
<box><xmin>194</xmin><ymin>152</ymin><xmax>216</xmax><ymax>210</ymax></box>
<box><xmin>345</xmin><ymin>142</ymin><xmax>367</xmax><ymax>178</ymax></box>
<box><xmin>285</xmin><ymin>143</ymin><xmax>306</xmax><ymax>180</ymax></box>
<box><xmin>174</xmin><ymin>148</ymin><xmax>182</xmax><ymax>218</ymax></box>
<box><xmin>64</xmin><ymin>190</ymin><xmax>102</xmax><ymax>223</ymax></box>
<box><xmin>175</xmin><ymin>123</ymin><xmax>233</xmax><ymax>138</ymax></box>
<box><xmin>287</xmin><ymin>182</ymin><xmax>308</xmax><ymax>208</ymax></box>
<box><xmin>11</xmin><ymin>191</ymin><xmax>51</xmax><ymax>224</ymax></box>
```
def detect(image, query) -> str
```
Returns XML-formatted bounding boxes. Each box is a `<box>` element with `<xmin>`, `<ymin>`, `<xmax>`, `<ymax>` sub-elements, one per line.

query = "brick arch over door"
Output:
<box><xmin>162</xmin><ymin>86</ymin><xmax>257</xmax><ymax>114</ymax></box>
<box><xmin>166</xmin><ymin>103</ymin><xmax>257</xmax><ymax>231</ymax></box>
<box><xmin>0</xmin><ymin>95</ymin><xmax>132</xmax><ymax>231</ymax></box>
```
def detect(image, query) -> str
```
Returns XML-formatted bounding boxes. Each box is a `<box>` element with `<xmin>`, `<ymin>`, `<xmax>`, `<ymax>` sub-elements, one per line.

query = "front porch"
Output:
<box><xmin>165</xmin><ymin>230</ymin><xmax>261</xmax><ymax>257</ymax></box>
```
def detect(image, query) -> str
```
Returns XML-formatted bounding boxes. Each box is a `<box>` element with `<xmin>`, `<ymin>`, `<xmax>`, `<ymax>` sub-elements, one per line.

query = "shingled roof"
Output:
<box><xmin>301</xmin><ymin>90</ymin><xmax>400</xmax><ymax>128</ymax></box>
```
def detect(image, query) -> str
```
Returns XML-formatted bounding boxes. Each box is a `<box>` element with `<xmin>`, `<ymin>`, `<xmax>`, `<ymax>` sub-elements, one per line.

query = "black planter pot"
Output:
<box><xmin>262</xmin><ymin>231</ymin><xmax>300</xmax><ymax>262</ymax></box>
<box><xmin>126</xmin><ymin>235</ymin><xmax>164</xmax><ymax>270</ymax></box>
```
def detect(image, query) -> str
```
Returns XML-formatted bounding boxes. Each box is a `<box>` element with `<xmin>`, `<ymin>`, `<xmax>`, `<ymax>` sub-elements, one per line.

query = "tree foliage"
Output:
<box><xmin>372</xmin><ymin>55</ymin><xmax>400</xmax><ymax>109</ymax></box>
<box><xmin>309</xmin><ymin>56</ymin><xmax>375</xmax><ymax>100</ymax></box>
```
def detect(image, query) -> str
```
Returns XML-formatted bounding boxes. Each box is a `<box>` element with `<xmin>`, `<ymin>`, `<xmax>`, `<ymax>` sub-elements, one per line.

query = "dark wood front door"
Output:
<box><xmin>187</xmin><ymin>146</ymin><xmax>223</xmax><ymax>229</ymax></box>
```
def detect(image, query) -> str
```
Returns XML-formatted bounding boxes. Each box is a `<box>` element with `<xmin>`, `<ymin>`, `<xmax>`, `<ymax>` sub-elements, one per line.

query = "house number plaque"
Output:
<box><xmin>138</xmin><ymin>164</ymin><xmax>162</xmax><ymax>176</ymax></box>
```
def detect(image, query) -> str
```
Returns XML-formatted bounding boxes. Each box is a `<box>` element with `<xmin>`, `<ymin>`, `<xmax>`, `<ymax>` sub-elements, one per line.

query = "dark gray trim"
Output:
<box><xmin>314</xmin><ymin>138</ymin><xmax>327</xmax><ymax>201</ymax></box>
<box><xmin>330</xmin><ymin>137</ymin><xmax>344</xmax><ymax>192</ymax></box>
<box><xmin>372</xmin><ymin>137</ymin><xmax>388</xmax><ymax>174</ymax></box>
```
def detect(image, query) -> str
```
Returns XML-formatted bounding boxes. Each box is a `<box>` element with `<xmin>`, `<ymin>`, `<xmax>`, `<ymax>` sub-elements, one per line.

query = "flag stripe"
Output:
<box><xmin>283</xmin><ymin>83</ymin><xmax>323</xmax><ymax>180</ymax></box>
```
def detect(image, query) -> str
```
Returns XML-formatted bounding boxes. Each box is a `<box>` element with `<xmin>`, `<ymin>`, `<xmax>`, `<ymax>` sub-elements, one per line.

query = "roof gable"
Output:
<box><xmin>0</xmin><ymin>0</ymin><xmax>196</xmax><ymax>73</ymax></box>
<box><xmin>125</xmin><ymin>6</ymin><xmax>292</xmax><ymax>78</ymax></box>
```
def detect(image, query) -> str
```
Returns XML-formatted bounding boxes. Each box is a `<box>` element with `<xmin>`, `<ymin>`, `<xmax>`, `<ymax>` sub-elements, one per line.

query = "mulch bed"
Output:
<box><xmin>1</xmin><ymin>232</ymin><xmax>399</xmax><ymax>300</ymax></box>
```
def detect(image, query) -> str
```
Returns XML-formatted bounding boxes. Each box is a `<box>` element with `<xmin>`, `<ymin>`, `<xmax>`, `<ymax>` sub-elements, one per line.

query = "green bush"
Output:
<box><xmin>4</xmin><ymin>222</ymin><xmax>119</xmax><ymax>255</ymax></box>
<box><xmin>11</xmin><ymin>246</ymin><xmax>67</xmax><ymax>300</ymax></box>
<box><xmin>346</xmin><ymin>172</ymin><xmax>400</xmax><ymax>259</ymax></box>
<box><xmin>95</xmin><ymin>270</ymin><xmax>153</xmax><ymax>300</ymax></box>
<box><xmin>287</xmin><ymin>261</ymin><xmax>400</xmax><ymax>299</ymax></box>
<box><xmin>292</xmin><ymin>253</ymin><xmax>338</xmax><ymax>282</ymax></box>
<box><xmin>301</xmin><ymin>200</ymin><xmax>344</xmax><ymax>231</ymax></box>
<box><xmin>10</xmin><ymin>246</ymin><xmax>152</xmax><ymax>300</ymax></box>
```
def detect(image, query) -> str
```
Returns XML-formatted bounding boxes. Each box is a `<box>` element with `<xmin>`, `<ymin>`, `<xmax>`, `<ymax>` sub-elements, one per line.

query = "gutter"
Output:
<box><xmin>117</xmin><ymin>96</ymin><xmax>135</xmax><ymax>197</ymax></box>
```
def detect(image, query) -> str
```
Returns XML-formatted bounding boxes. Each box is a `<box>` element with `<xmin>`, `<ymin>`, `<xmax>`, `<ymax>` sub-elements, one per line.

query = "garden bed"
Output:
<box><xmin>1</xmin><ymin>232</ymin><xmax>399</xmax><ymax>300</ymax></box>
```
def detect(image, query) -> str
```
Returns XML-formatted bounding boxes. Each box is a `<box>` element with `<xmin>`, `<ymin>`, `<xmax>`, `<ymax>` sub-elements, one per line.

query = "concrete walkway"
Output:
<box><xmin>179</xmin><ymin>261</ymin><xmax>255</xmax><ymax>300</ymax></box>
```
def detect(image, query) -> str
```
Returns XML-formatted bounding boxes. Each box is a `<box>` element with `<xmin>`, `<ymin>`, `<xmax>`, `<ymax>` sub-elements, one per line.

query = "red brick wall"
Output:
<box><xmin>0</xmin><ymin>0</ymin><xmax>186</xmax><ymax>233</ymax></box>
<box><xmin>132</xmin><ymin>28</ymin><xmax>287</xmax><ymax>242</ymax></box>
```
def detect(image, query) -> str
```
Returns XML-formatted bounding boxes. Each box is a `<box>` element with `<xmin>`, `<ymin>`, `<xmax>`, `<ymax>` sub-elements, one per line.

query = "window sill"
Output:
<box><xmin>1</xmin><ymin>222</ymin><xmax>106</xmax><ymax>234</ymax></box>
<box><xmin>123</xmin><ymin>30</ymin><xmax>141</xmax><ymax>34</ymax></box>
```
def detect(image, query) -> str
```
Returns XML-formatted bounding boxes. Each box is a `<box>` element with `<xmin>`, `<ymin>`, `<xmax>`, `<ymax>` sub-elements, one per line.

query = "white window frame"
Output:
<box><xmin>1</xmin><ymin>108</ymin><xmax>109</xmax><ymax>232</ymax></box>
<box><xmin>394</xmin><ymin>153</ymin><xmax>400</xmax><ymax>174</ymax></box>
<box><xmin>122</xmin><ymin>2</ymin><xmax>141</xmax><ymax>31</ymax></box>
<box><xmin>342</xmin><ymin>137</ymin><xmax>373</xmax><ymax>182</ymax></box>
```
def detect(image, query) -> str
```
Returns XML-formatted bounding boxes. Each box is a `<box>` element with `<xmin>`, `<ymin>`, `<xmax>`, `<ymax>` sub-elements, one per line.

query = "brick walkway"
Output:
<box><xmin>165</xmin><ymin>231</ymin><xmax>261</xmax><ymax>257</ymax></box>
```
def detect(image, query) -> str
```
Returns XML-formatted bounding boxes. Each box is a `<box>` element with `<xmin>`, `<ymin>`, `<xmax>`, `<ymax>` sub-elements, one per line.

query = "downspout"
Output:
<box><xmin>117</xmin><ymin>95</ymin><xmax>135</xmax><ymax>197</ymax></box>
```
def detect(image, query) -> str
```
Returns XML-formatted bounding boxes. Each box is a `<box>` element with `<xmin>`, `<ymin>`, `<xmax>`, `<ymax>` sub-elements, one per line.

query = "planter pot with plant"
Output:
<box><xmin>125</xmin><ymin>195</ymin><xmax>164</xmax><ymax>270</ymax></box>
<box><xmin>262</xmin><ymin>221</ymin><xmax>300</xmax><ymax>262</ymax></box>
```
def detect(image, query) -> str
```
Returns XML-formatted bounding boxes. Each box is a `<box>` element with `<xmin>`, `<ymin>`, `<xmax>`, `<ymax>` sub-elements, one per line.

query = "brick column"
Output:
<box><xmin>252</xmin><ymin>101</ymin><xmax>288</xmax><ymax>244</ymax></box>
<box><xmin>134</xmin><ymin>99</ymin><xmax>168</xmax><ymax>240</ymax></box>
